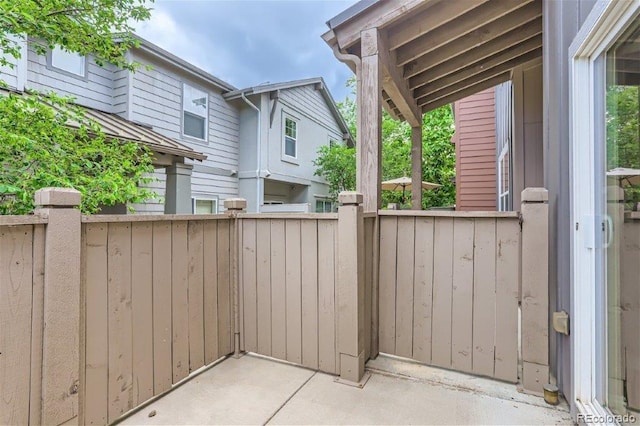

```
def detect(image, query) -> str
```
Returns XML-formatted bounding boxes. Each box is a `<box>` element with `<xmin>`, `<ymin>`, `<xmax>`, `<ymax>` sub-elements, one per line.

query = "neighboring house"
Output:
<box><xmin>224</xmin><ymin>78</ymin><xmax>353</xmax><ymax>213</ymax></box>
<box><xmin>0</xmin><ymin>36</ymin><xmax>347</xmax><ymax>214</ymax></box>
<box><xmin>324</xmin><ymin>0</ymin><xmax>640</xmax><ymax>419</ymax></box>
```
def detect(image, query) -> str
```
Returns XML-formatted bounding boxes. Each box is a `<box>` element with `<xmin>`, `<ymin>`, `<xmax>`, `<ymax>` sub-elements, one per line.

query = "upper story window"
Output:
<box><xmin>183</xmin><ymin>83</ymin><xmax>208</xmax><ymax>140</ymax></box>
<box><xmin>50</xmin><ymin>46</ymin><xmax>86</xmax><ymax>77</ymax></box>
<box><xmin>284</xmin><ymin>116</ymin><xmax>297</xmax><ymax>158</ymax></box>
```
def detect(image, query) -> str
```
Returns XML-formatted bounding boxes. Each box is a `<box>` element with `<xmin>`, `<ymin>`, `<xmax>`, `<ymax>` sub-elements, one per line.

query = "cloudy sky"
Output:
<box><xmin>136</xmin><ymin>0</ymin><xmax>358</xmax><ymax>101</ymax></box>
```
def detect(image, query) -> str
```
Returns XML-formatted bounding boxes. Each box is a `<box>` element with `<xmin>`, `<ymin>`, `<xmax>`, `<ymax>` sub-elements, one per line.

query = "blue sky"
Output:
<box><xmin>136</xmin><ymin>0</ymin><xmax>358</xmax><ymax>101</ymax></box>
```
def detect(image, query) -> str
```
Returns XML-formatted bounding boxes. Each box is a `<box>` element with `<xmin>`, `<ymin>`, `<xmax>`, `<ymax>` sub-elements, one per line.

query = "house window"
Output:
<box><xmin>50</xmin><ymin>46</ymin><xmax>86</xmax><ymax>77</ymax></box>
<box><xmin>192</xmin><ymin>197</ymin><xmax>218</xmax><ymax>214</ymax></box>
<box><xmin>315</xmin><ymin>200</ymin><xmax>333</xmax><ymax>213</ymax></box>
<box><xmin>498</xmin><ymin>144</ymin><xmax>510</xmax><ymax>211</ymax></box>
<box><xmin>284</xmin><ymin>116</ymin><xmax>297</xmax><ymax>158</ymax></box>
<box><xmin>183</xmin><ymin>83</ymin><xmax>208</xmax><ymax>140</ymax></box>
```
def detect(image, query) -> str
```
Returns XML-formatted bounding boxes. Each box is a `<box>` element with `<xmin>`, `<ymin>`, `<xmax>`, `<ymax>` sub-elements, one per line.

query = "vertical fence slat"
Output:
<box><xmin>107</xmin><ymin>223</ymin><xmax>133</xmax><ymax>422</ymax></box>
<box><xmin>152</xmin><ymin>222</ymin><xmax>172</xmax><ymax>394</ymax></box>
<box><xmin>256</xmin><ymin>220</ymin><xmax>272</xmax><ymax>356</ymax></box>
<box><xmin>301</xmin><ymin>220</ymin><xmax>319</xmax><ymax>370</ymax></box>
<box><xmin>187</xmin><ymin>221</ymin><xmax>205</xmax><ymax>372</ymax></box>
<box><xmin>285</xmin><ymin>220</ymin><xmax>303</xmax><ymax>364</ymax></box>
<box><xmin>318</xmin><ymin>220</ymin><xmax>336</xmax><ymax>374</ymax></box>
<box><xmin>379</xmin><ymin>217</ymin><xmax>398</xmax><ymax>354</ymax></box>
<box><xmin>395</xmin><ymin>217</ymin><xmax>415</xmax><ymax>359</ymax></box>
<box><xmin>30</xmin><ymin>224</ymin><xmax>45</xmax><ymax>426</ymax></box>
<box><xmin>412</xmin><ymin>217</ymin><xmax>434</xmax><ymax>365</ymax></box>
<box><xmin>495</xmin><ymin>219</ymin><xmax>520</xmax><ymax>382</ymax></box>
<box><xmin>431</xmin><ymin>217</ymin><xmax>454</xmax><ymax>368</ymax></box>
<box><xmin>171</xmin><ymin>221</ymin><xmax>189</xmax><ymax>383</ymax></box>
<box><xmin>131</xmin><ymin>222</ymin><xmax>154</xmax><ymax>405</ymax></box>
<box><xmin>203</xmin><ymin>221</ymin><xmax>220</xmax><ymax>363</ymax></box>
<box><xmin>270</xmin><ymin>219</ymin><xmax>287</xmax><ymax>360</ymax></box>
<box><xmin>217</xmin><ymin>220</ymin><xmax>232</xmax><ymax>356</ymax></box>
<box><xmin>0</xmin><ymin>226</ymin><xmax>34</xmax><ymax>426</ymax></box>
<box><xmin>363</xmin><ymin>217</ymin><xmax>373</xmax><ymax>361</ymax></box>
<box><xmin>242</xmin><ymin>220</ymin><xmax>258</xmax><ymax>353</ymax></box>
<box><xmin>472</xmin><ymin>218</ymin><xmax>497</xmax><ymax>377</ymax></box>
<box><xmin>451</xmin><ymin>218</ymin><xmax>475</xmax><ymax>373</ymax></box>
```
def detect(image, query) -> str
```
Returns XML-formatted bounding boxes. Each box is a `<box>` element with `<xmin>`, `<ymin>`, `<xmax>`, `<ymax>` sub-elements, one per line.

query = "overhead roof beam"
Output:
<box><xmin>408</xmin><ymin>28</ymin><xmax>542</xmax><ymax>89</ymax></box>
<box><xmin>404</xmin><ymin>12</ymin><xmax>542</xmax><ymax>79</ymax></box>
<box><xmin>420</xmin><ymin>72</ymin><xmax>511</xmax><ymax>113</ymax></box>
<box><xmin>395</xmin><ymin>0</ymin><xmax>538</xmax><ymax>67</ymax></box>
<box><xmin>386</xmin><ymin>0</ymin><xmax>487</xmax><ymax>50</ymax></box>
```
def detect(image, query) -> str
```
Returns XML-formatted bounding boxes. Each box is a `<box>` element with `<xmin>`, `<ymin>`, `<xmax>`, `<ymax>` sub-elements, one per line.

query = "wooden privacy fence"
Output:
<box><xmin>81</xmin><ymin>216</ymin><xmax>234</xmax><ymax>424</ymax></box>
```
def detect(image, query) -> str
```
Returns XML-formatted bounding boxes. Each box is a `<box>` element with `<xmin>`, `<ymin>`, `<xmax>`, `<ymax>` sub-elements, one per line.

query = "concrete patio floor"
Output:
<box><xmin>118</xmin><ymin>354</ymin><xmax>572</xmax><ymax>425</ymax></box>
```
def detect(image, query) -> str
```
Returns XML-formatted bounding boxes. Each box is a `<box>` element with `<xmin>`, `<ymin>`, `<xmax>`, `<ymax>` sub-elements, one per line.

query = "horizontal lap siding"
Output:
<box><xmin>377</xmin><ymin>215</ymin><xmax>519</xmax><ymax>382</ymax></box>
<box><xmin>239</xmin><ymin>217</ymin><xmax>339</xmax><ymax>374</ymax></box>
<box><xmin>453</xmin><ymin>88</ymin><xmax>497</xmax><ymax>211</ymax></box>
<box><xmin>82</xmin><ymin>218</ymin><xmax>234</xmax><ymax>424</ymax></box>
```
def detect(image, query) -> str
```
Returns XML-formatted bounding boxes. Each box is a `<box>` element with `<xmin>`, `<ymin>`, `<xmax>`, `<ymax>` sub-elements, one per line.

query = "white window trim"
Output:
<box><xmin>282</xmin><ymin>113</ymin><xmax>299</xmax><ymax>163</ymax></box>
<box><xmin>47</xmin><ymin>47</ymin><xmax>88</xmax><ymax>80</ymax></box>
<box><xmin>182</xmin><ymin>82</ymin><xmax>209</xmax><ymax>142</ymax></box>
<box><xmin>569</xmin><ymin>0</ymin><xmax>640</xmax><ymax>420</ymax></box>
<box><xmin>192</xmin><ymin>195</ymin><xmax>218</xmax><ymax>215</ymax></box>
<box><xmin>497</xmin><ymin>143</ymin><xmax>510</xmax><ymax>211</ymax></box>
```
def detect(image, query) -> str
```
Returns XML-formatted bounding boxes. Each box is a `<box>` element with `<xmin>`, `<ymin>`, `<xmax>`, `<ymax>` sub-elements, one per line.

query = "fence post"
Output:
<box><xmin>34</xmin><ymin>188</ymin><xmax>82</xmax><ymax>425</ymax></box>
<box><xmin>224</xmin><ymin>198</ymin><xmax>247</xmax><ymax>359</ymax></box>
<box><xmin>337</xmin><ymin>191</ymin><xmax>366</xmax><ymax>384</ymax></box>
<box><xmin>520</xmin><ymin>187</ymin><xmax>549</xmax><ymax>395</ymax></box>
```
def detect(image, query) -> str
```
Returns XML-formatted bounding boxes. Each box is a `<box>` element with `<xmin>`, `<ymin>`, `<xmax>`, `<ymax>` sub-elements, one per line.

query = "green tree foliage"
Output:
<box><xmin>315</xmin><ymin>78</ymin><xmax>456</xmax><ymax>209</ymax></box>
<box><xmin>0</xmin><ymin>0</ymin><xmax>156</xmax><ymax>214</ymax></box>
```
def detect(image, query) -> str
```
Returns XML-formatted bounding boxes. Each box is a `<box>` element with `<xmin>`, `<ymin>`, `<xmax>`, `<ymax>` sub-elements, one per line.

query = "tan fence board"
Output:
<box><xmin>30</xmin><ymin>224</ymin><xmax>45</xmax><ymax>426</ymax></box>
<box><xmin>203</xmin><ymin>221</ymin><xmax>220</xmax><ymax>363</ymax></box>
<box><xmin>494</xmin><ymin>219</ymin><xmax>520</xmax><ymax>382</ymax></box>
<box><xmin>131</xmin><ymin>222</ymin><xmax>154</xmax><ymax>405</ymax></box>
<box><xmin>107</xmin><ymin>223</ymin><xmax>133</xmax><ymax>422</ymax></box>
<box><xmin>0</xmin><ymin>226</ymin><xmax>34</xmax><ymax>426</ymax></box>
<box><xmin>301</xmin><ymin>220</ymin><xmax>319</xmax><ymax>370</ymax></box>
<box><xmin>363</xmin><ymin>217</ymin><xmax>374</xmax><ymax>361</ymax></box>
<box><xmin>152</xmin><ymin>222</ymin><xmax>172</xmax><ymax>394</ymax></box>
<box><xmin>285</xmin><ymin>220</ymin><xmax>303</xmax><ymax>364</ymax></box>
<box><xmin>256</xmin><ymin>220</ymin><xmax>272</xmax><ymax>356</ymax></box>
<box><xmin>379</xmin><ymin>217</ymin><xmax>398</xmax><ymax>354</ymax></box>
<box><xmin>242</xmin><ymin>220</ymin><xmax>258</xmax><ymax>353</ymax></box>
<box><xmin>217</xmin><ymin>220</ymin><xmax>232</xmax><ymax>356</ymax></box>
<box><xmin>269</xmin><ymin>220</ymin><xmax>287</xmax><ymax>360</ymax></box>
<box><xmin>472</xmin><ymin>219</ymin><xmax>497</xmax><ymax>377</ymax></box>
<box><xmin>395</xmin><ymin>217</ymin><xmax>415</xmax><ymax>359</ymax></box>
<box><xmin>431</xmin><ymin>217</ymin><xmax>454</xmax><ymax>368</ymax></box>
<box><xmin>171</xmin><ymin>221</ymin><xmax>189</xmax><ymax>383</ymax></box>
<box><xmin>451</xmin><ymin>218</ymin><xmax>475</xmax><ymax>373</ymax></box>
<box><xmin>412</xmin><ymin>217</ymin><xmax>434</xmax><ymax>364</ymax></box>
<box><xmin>187</xmin><ymin>221</ymin><xmax>205</xmax><ymax>372</ymax></box>
<box><xmin>318</xmin><ymin>220</ymin><xmax>337</xmax><ymax>374</ymax></box>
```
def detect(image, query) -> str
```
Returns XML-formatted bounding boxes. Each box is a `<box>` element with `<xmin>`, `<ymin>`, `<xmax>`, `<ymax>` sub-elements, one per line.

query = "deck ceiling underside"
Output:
<box><xmin>330</xmin><ymin>0</ymin><xmax>543</xmax><ymax>120</ymax></box>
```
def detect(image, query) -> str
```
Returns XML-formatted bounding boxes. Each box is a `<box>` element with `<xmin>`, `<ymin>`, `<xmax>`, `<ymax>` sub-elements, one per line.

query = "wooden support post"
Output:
<box><xmin>358</xmin><ymin>28</ymin><xmax>382</xmax><ymax>213</ymax></box>
<box><xmin>34</xmin><ymin>188</ymin><xmax>82</xmax><ymax>425</ymax></box>
<box><xmin>224</xmin><ymin>198</ymin><xmax>247</xmax><ymax>359</ymax></box>
<box><xmin>337</xmin><ymin>192</ymin><xmax>367</xmax><ymax>385</ymax></box>
<box><xmin>411</xmin><ymin>126</ymin><xmax>423</xmax><ymax>210</ymax></box>
<box><xmin>520</xmin><ymin>187</ymin><xmax>549</xmax><ymax>395</ymax></box>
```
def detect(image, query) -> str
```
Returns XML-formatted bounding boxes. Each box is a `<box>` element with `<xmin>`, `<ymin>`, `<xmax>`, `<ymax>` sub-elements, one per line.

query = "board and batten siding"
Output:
<box><xmin>25</xmin><ymin>44</ymin><xmax>116</xmax><ymax>112</ymax></box>
<box><xmin>453</xmin><ymin>88</ymin><xmax>498</xmax><ymax>211</ymax></box>
<box><xmin>129</xmin><ymin>51</ymin><xmax>240</xmax><ymax>206</ymax></box>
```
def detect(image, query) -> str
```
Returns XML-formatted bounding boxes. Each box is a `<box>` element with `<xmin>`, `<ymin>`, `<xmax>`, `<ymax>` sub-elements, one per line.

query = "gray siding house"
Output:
<box><xmin>2</xmin><ymin>36</ymin><xmax>348</xmax><ymax>215</ymax></box>
<box><xmin>225</xmin><ymin>78</ymin><xmax>353</xmax><ymax>213</ymax></box>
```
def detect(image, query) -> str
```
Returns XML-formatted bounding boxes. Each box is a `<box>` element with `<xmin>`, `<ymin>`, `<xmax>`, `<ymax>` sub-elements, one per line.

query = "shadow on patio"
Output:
<box><xmin>118</xmin><ymin>354</ymin><xmax>571</xmax><ymax>425</ymax></box>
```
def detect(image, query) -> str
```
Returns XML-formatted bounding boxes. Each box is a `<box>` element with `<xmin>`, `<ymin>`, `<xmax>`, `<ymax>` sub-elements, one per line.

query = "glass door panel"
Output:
<box><xmin>605</xmin><ymin>16</ymin><xmax>640</xmax><ymax>418</ymax></box>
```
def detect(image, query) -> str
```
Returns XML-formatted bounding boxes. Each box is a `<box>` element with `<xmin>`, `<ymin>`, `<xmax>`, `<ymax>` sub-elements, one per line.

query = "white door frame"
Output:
<box><xmin>570</xmin><ymin>0</ymin><xmax>640</xmax><ymax>420</ymax></box>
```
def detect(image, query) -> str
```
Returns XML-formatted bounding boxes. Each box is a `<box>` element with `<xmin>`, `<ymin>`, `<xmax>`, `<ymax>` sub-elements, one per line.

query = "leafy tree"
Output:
<box><xmin>315</xmin><ymin>78</ymin><xmax>456</xmax><ymax>209</ymax></box>
<box><xmin>0</xmin><ymin>0</ymin><xmax>156</xmax><ymax>214</ymax></box>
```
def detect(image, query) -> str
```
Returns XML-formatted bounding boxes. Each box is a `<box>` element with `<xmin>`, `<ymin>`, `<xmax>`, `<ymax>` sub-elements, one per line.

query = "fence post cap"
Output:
<box><xmin>224</xmin><ymin>198</ymin><xmax>247</xmax><ymax>210</ymax></box>
<box><xmin>34</xmin><ymin>187</ymin><xmax>81</xmax><ymax>207</ymax></box>
<box><xmin>521</xmin><ymin>188</ymin><xmax>548</xmax><ymax>203</ymax></box>
<box><xmin>338</xmin><ymin>191</ymin><xmax>363</xmax><ymax>205</ymax></box>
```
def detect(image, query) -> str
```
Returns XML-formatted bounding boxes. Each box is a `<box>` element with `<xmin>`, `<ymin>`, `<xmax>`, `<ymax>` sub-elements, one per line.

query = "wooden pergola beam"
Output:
<box><xmin>420</xmin><ymin>72</ymin><xmax>511</xmax><ymax>113</ymax></box>
<box><xmin>409</xmin><ymin>32</ymin><xmax>542</xmax><ymax>90</ymax></box>
<box><xmin>395</xmin><ymin>0</ymin><xmax>536</xmax><ymax>66</ymax></box>
<box><xmin>403</xmin><ymin>8</ymin><xmax>542</xmax><ymax>79</ymax></box>
<box><xmin>414</xmin><ymin>47</ymin><xmax>542</xmax><ymax>101</ymax></box>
